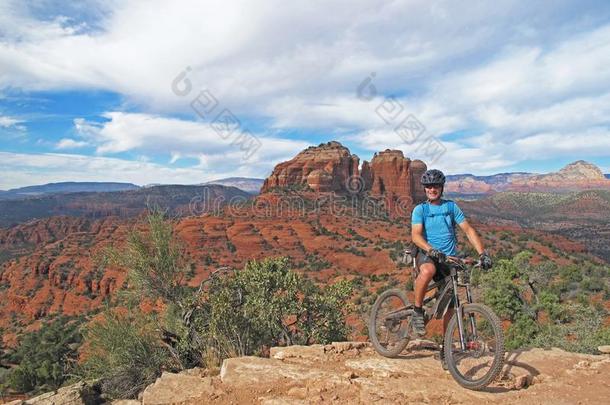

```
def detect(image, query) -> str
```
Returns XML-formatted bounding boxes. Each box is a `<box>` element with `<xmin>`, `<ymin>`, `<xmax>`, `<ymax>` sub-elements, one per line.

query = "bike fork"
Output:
<box><xmin>452</xmin><ymin>277</ymin><xmax>467</xmax><ymax>351</ymax></box>
<box><xmin>465</xmin><ymin>286</ymin><xmax>478</xmax><ymax>341</ymax></box>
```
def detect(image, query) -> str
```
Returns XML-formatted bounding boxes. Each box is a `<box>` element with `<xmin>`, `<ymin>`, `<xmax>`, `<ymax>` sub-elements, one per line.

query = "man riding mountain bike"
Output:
<box><xmin>410</xmin><ymin>169</ymin><xmax>493</xmax><ymax>367</ymax></box>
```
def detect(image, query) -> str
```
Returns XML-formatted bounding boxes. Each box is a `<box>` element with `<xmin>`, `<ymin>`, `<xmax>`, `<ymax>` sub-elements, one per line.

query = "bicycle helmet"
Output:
<box><xmin>420</xmin><ymin>169</ymin><xmax>446</xmax><ymax>186</ymax></box>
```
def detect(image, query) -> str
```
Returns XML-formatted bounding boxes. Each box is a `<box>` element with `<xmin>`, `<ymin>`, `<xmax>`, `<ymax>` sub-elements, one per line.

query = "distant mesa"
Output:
<box><xmin>0</xmin><ymin>184</ymin><xmax>251</xmax><ymax>228</ymax></box>
<box><xmin>260</xmin><ymin>141</ymin><xmax>427</xmax><ymax>205</ymax></box>
<box><xmin>446</xmin><ymin>160</ymin><xmax>610</xmax><ymax>195</ymax></box>
<box><xmin>203</xmin><ymin>177</ymin><xmax>265</xmax><ymax>194</ymax></box>
<box><xmin>0</xmin><ymin>182</ymin><xmax>139</xmax><ymax>200</ymax></box>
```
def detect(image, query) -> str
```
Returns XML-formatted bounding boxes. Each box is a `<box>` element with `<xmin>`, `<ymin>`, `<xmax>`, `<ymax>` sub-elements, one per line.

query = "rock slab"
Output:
<box><xmin>6</xmin><ymin>381</ymin><xmax>101</xmax><ymax>405</ymax></box>
<box><xmin>141</xmin><ymin>372</ymin><xmax>214</xmax><ymax>405</ymax></box>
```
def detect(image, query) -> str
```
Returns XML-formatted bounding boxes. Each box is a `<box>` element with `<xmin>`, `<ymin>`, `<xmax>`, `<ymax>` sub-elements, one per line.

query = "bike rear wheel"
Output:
<box><xmin>368</xmin><ymin>289</ymin><xmax>411</xmax><ymax>358</ymax></box>
<box><xmin>444</xmin><ymin>303</ymin><xmax>505</xmax><ymax>390</ymax></box>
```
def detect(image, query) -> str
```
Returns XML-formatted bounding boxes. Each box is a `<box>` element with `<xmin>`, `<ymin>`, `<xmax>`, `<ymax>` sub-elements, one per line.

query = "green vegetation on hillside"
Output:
<box><xmin>490</xmin><ymin>190</ymin><xmax>610</xmax><ymax>214</ymax></box>
<box><xmin>81</xmin><ymin>210</ymin><xmax>353</xmax><ymax>399</ymax></box>
<box><xmin>477</xmin><ymin>251</ymin><xmax>610</xmax><ymax>352</ymax></box>
<box><xmin>0</xmin><ymin>316</ymin><xmax>84</xmax><ymax>395</ymax></box>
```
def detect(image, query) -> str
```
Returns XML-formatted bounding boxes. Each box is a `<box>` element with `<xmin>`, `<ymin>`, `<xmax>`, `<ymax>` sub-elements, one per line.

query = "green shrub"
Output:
<box><xmin>203</xmin><ymin>257</ymin><xmax>353</xmax><ymax>361</ymax></box>
<box><xmin>505</xmin><ymin>315</ymin><xmax>539</xmax><ymax>350</ymax></box>
<box><xmin>81</xmin><ymin>310</ymin><xmax>172</xmax><ymax>399</ymax></box>
<box><xmin>3</xmin><ymin>316</ymin><xmax>82</xmax><ymax>394</ymax></box>
<box><xmin>479</xmin><ymin>251</ymin><xmax>610</xmax><ymax>353</ymax></box>
<box><xmin>105</xmin><ymin>209</ymin><xmax>191</xmax><ymax>306</ymax></box>
<box><xmin>531</xmin><ymin>304</ymin><xmax>610</xmax><ymax>353</ymax></box>
<box><xmin>481</xmin><ymin>273</ymin><xmax>524</xmax><ymax>321</ymax></box>
<box><xmin>103</xmin><ymin>209</ymin><xmax>205</xmax><ymax>369</ymax></box>
<box><xmin>536</xmin><ymin>291</ymin><xmax>567</xmax><ymax>322</ymax></box>
<box><xmin>343</xmin><ymin>246</ymin><xmax>365</xmax><ymax>257</ymax></box>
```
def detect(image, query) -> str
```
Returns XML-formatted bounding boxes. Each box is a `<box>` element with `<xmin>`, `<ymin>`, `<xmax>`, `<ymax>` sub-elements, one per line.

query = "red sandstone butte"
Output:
<box><xmin>260</xmin><ymin>141</ymin><xmax>427</xmax><ymax>206</ymax></box>
<box><xmin>261</xmin><ymin>141</ymin><xmax>360</xmax><ymax>193</ymax></box>
<box><xmin>368</xmin><ymin>149</ymin><xmax>427</xmax><ymax>203</ymax></box>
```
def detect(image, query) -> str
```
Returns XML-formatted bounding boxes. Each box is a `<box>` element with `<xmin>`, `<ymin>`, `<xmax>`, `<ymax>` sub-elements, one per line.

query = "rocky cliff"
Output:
<box><xmin>261</xmin><ymin>141</ymin><xmax>360</xmax><ymax>193</ymax></box>
<box><xmin>368</xmin><ymin>149</ymin><xmax>427</xmax><ymax>203</ymax></box>
<box><xmin>260</xmin><ymin>141</ymin><xmax>427</xmax><ymax>206</ymax></box>
<box><xmin>14</xmin><ymin>342</ymin><xmax>610</xmax><ymax>404</ymax></box>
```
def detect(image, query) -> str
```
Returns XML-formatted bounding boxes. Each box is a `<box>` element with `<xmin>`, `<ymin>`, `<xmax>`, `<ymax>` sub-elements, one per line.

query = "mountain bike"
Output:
<box><xmin>368</xmin><ymin>248</ymin><xmax>505</xmax><ymax>390</ymax></box>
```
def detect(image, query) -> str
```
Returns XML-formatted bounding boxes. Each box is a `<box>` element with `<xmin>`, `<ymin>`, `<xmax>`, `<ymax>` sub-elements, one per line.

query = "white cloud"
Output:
<box><xmin>0</xmin><ymin>151</ymin><xmax>240</xmax><ymax>190</ymax></box>
<box><xmin>72</xmin><ymin>111</ymin><xmax>309</xmax><ymax>175</ymax></box>
<box><xmin>0</xmin><ymin>0</ymin><xmax>585</xmax><ymax>108</ymax></box>
<box><xmin>343</xmin><ymin>22</ymin><xmax>610</xmax><ymax>173</ymax></box>
<box><xmin>0</xmin><ymin>115</ymin><xmax>24</xmax><ymax>130</ymax></box>
<box><xmin>344</xmin><ymin>129</ymin><xmax>514</xmax><ymax>174</ymax></box>
<box><xmin>1</xmin><ymin>0</ymin><xmax>610</xmax><ymax>177</ymax></box>
<box><xmin>0</xmin><ymin>116</ymin><xmax>19</xmax><ymax>127</ymax></box>
<box><xmin>55</xmin><ymin>138</ymin><xmax>89</xmax><ymax>149</ymax></box>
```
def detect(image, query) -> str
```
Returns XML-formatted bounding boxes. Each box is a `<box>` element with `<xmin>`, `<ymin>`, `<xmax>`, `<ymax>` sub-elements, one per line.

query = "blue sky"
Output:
<box><xmin>1</xmin><ymin>0</ymin><xmax>610</xmax><ymax>189</ymax></box>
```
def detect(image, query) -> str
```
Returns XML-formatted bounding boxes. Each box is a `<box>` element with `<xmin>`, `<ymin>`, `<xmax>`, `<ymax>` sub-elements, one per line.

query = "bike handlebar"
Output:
<box><xmin>446</xmin><ymin>255</ymin><xmax>481</xmax><ymax>268</ymax></box>
<box><xmin>401</xmin><ymin>249</ymin><xmax>483</xmax><ymax>269</ymax></box>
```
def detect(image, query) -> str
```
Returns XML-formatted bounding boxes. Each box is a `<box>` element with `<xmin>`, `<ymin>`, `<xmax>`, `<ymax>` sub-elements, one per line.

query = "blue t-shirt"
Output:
<box><xmin>411</xmin><ymin>200</ymin><xmax>466</xmax><ymax>256</ymax></box>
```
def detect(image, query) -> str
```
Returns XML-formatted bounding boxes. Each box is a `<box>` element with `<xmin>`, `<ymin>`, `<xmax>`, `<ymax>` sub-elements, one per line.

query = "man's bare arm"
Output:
<box><xmin>411</xmin><ymin>223</ymin><xmax>433</xmax><ymax>252</ymax></box>
<box><xmin>458</xmin><ymin>220</ymin><xmax>485</xmax><ymax>255</ymax></box>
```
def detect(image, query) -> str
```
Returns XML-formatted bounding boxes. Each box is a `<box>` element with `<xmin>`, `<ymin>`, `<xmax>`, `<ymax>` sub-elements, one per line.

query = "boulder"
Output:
<box><xmin>327</xmin><ymin>341</ymin><xmax>370</xmax><ymax>353</ymax></box>
<box><xmin>270</xmin><ymin>344</ymin><xmax>325</xmax><ymax>360</ymax></box>
<box><xmin>406</xmin><ymin>339</ymin><xmax>439</xmax><ymax>351</ymax></box>
<box><xmin>598</xmin><ymin>345</ymin><xmax>610</xmax><ymax>354</ymax></box>
<box><xmin>141</xmin><ymin>372</ymin><xmax>215</xmax><ymax>405</ymax></box>
<box><xmin>220</xmin><ymin>356</ymin><xmax>340</xmax><ymax>388</ymax></box>
<box><xmin>7</xmin><ymin>381</ymin><xmax>101</xmax><ymax>405</ymax></box>
<box><xmin>513</xmin><ymin>374</ymin><xmax>532</xmax><ymax>390</ymax></box>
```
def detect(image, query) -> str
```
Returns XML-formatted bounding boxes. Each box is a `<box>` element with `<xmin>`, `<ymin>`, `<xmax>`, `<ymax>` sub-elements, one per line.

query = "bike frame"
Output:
<box><xmin>371</xmin><ymin>253</ymin><xmax>504</xmax><ymax>390</ymax></box>
<box><xmin>385</xmin><ymin>257</ymin><xmax>478</xmax><ymax>351</ymax></box>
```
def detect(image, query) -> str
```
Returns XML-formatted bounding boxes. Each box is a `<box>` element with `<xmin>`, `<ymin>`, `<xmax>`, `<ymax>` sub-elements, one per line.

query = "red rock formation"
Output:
<box><xmin>260</xmin><ymin>142</ymin><xmax>427</xmax><ymax>205</ymax></box>
<box><xmin>0</xmin><ymin>191</ymin><xmax>603</xmax><ymax>346</ymax></box>
<box><xmin>360</xmin><ymin>161</ymin><xmax>373</xmax><ymax>191</ymax></box>
<box><xmin>409</xmin><ymin>160</ymin><xmax>428</xmax><ymax>203</ymax></box>
<box><xmin>261</xmin><ymin>141</ymin><xmax>360</xmax><ymax>193</ymax></box>
<box><xmin>366</xmin><ymin>150</ymin><xmax>427</xmax><ymax>201</ymax></box>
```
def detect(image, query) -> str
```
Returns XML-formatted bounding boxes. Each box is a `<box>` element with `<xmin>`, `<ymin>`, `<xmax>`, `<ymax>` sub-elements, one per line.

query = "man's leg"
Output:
<box><xmin>414</xmin><ymin>262</ymin><xmax>436</xmax><ymax>307</ymax></box>
<box><xmin>412</xmin><ymin>261</ymin><xmax>436</xmax><ymax>337</ymax></box>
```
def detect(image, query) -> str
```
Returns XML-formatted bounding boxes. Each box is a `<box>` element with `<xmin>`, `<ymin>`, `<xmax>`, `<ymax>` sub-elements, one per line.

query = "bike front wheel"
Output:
<box><xmin>444</xmin><ymin>303</ymin><xmax>505</xmax><ymax>390</ymax></box>
<box><xmin>368</xmin><ymin>289</ymin><xmax>411</xmax><ymax>358</ymax></box>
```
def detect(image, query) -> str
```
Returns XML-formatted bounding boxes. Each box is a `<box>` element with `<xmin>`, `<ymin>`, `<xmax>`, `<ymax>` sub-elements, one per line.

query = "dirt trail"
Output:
<box><xmin>139</xmin><ymin>341</ymin><xmax>610</xmax><ymax>404</ymax></box>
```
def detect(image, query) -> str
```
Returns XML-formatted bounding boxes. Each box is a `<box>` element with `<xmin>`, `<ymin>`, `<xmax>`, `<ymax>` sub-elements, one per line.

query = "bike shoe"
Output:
<box><xmin>411</xmin><ymin>309</ymin><xmax>426</xmax><ymax>337</ymax></box>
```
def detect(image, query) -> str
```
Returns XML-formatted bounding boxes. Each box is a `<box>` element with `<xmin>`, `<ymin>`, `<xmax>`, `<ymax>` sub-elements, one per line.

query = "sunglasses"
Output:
<box><xmin>424</xmin><ymin>184</ymin><xmax>443</xmax><ymax>189</ymax></box>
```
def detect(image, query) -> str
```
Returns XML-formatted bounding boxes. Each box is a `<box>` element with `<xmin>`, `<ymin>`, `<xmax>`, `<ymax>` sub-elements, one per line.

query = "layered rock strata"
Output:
<box><xmin>260</xmin><ymin>142</ymin><xmax>427</xmax><ymax>205</ymax></box>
